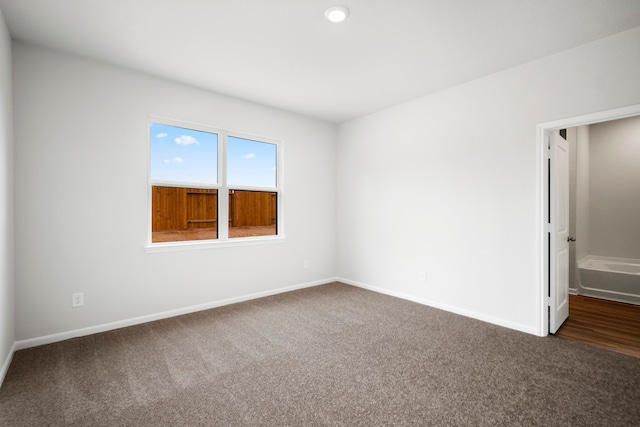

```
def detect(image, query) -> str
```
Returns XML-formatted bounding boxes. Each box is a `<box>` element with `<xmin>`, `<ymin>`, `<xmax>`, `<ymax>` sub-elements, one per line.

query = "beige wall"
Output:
<box><xmin>588</xmin><ymin>115</ymin><xmax>640</xmax><ymax>259</ymax></box>
<box><xmin>575</xmin><ymin>125</ymin><xmax>591</xmax><ymax>264</ymax></box>
<box><xmin>567</xmin><ymin>127</ymin><xmax>577</xmax><ymax>291</ymax></box>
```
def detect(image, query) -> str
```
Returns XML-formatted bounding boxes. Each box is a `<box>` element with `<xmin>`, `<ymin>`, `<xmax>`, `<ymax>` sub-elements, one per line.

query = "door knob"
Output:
<box><xmin>567</xmin><ymin>236</ymin><xmax>576</xmax><ymax>242</ymax></box>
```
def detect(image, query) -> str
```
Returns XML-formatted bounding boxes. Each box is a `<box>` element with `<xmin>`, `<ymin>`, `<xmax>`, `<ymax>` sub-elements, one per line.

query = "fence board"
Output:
<box><xmin>230</xmin><ymin>190</ymin><xmax>276</xmax><ymax>227</ymax></box>
<box><xmin>152</xmin><ymin>186</ymin><xmax>217</xmax><ymax>231</ymax></box>
<box><xmin>152</xmin><ymin>186</ymin><xmax>275</xmax><ymax>232</ymax></box>
<box><xmin>187</xmin><ymin>192</ymin><xmax>217</xmax><ymax>229</ymax></box>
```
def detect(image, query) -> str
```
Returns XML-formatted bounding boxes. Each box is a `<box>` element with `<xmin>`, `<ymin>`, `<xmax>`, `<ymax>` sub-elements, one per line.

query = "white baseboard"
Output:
<box><xmin>14</xmin><ymin>277</ymin><xmax>337</xmax><ymax>352</ymax></box>
<box><xmin>338</xmin><ymin>277</ymin><xmax>540</xmax><ymax>336</ymax></box>
<box><xmin>0</xmin><ymin>341</ymin><xmax>17</xmax><ymax>387</ymax></box>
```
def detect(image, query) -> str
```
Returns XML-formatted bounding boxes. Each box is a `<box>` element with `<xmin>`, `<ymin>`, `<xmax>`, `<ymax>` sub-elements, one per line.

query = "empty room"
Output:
<box><xmin>1</xmin><ymin>1</ymin><xmax>640</xmax><ymax>425</ymax></box>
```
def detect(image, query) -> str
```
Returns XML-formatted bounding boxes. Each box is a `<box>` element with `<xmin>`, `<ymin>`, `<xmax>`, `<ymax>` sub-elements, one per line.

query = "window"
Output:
<box><xmin>148</xmin><ymin>118</ymin><xmax>281</xmax><ymax>247</ymax></box>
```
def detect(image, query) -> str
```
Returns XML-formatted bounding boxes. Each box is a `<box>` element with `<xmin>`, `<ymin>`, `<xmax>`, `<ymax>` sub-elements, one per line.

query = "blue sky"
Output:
<box><xmin>150</xmin><ymin>123</ymin><xmax>276</xmax><ymax>188</ymax></box>
<box><xmin>227</xmin><ymin>136</ymin><xmax>276</xmax><ymax>188</ymax></box>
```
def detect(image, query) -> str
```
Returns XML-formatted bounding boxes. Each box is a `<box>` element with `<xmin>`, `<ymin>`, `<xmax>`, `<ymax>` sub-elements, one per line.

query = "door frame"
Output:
<box><xmin>536</xmin><ymin>104</ymin><xmax>640</xmax><ymax>336</ymax></box>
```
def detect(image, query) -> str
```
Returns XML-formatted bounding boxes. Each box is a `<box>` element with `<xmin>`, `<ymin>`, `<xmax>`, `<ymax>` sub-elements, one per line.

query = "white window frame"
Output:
<box><xmin>145</xmin><ymin>116</ymin><xmax>285</xmax><ymax>253</ymax></box>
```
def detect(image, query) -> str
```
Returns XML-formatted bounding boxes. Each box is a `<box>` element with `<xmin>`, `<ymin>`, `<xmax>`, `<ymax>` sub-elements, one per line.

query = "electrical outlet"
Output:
<box><xmin>72</xmin><ymin>292</ymin><xmax>84</xmax><ymax>308</ymax></box>
<box><xmin>303</xmin><ymin>260</ymin><xmax>310</xmax><ymax>269</ymax></box>
<box><xmin>419</xmin><ymin>271</ymin><xmax>427</xmax><ymax>283</ymax></box>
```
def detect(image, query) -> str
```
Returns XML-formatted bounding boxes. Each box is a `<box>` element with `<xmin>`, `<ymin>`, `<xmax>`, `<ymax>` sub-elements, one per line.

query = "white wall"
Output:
<box><xmin>336</xmin><ymin>27</ymin><xmax>640</xmax><ymax>334</ymax></box>
<box><xmin>13</xmin><ymin>42</ymin><xmax>336</xmax><ymax>342</ymax></box>
<box><xmin>0</xmin><ymin>8</ymin><xmax>14</xmax><ymax>379</ymax></box>
<box><xmin>588</xmin><ymin>115</ymin><xmax>640</xmax><ymax>259</ymax></box>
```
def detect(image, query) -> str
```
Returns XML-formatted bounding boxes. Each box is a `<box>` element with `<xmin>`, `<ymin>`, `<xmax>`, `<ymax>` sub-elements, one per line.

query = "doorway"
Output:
<box><xmin>537</xmin><ymin>104</ymin><xmax>640</xmax><ymax>336</ymax></box>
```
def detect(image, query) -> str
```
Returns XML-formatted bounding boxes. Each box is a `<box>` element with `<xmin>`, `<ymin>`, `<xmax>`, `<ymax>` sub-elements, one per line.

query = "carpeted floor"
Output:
<box><xmin>1</xmin><ymin>282</ymin><xmax>639</xmax><ymax>426</ymax></box>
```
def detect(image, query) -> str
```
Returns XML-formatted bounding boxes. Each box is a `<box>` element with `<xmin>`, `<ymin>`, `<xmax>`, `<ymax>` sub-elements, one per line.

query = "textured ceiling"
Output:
<box><xmin>2</xmin><ymin>0</ymin><xmax>640</xmax><ymax>123</ymax></box>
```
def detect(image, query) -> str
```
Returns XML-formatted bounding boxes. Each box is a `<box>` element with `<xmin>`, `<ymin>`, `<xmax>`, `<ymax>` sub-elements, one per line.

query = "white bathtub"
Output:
<box><xmin>578</xmin><ymin>255</ymin><xmax>640</xmax><ymax>305</ymax></box>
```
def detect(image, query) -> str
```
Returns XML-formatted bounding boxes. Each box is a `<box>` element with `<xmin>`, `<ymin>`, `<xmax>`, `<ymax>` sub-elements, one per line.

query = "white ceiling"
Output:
<box><xmin>2</xmin><ymin>0</ymin><xmax>640</xmax><ymax>123</ymax></box>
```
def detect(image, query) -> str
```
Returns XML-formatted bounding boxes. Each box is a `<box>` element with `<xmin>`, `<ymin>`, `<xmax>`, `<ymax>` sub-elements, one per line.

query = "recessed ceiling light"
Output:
<box><xmin>324</xmin><ymin>6</ymin><xmax>349</xmax><ymax>23</ymax></box>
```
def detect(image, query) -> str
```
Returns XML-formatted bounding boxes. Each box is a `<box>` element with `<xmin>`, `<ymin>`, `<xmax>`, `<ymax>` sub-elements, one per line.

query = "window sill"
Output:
<box><xmin>145</xmin><ymin>235</ymin><xmax>286</xmax><ymax>253</ymax></box>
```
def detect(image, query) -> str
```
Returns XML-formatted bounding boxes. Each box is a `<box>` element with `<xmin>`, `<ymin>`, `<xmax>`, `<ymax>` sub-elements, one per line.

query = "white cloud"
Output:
<box><xmin>243</xmin><ymin>152</ymin><xmax>256</xmax><ymax>159</ymax></box>
<box><xmin>173</xmin><ymin>157</ymin><xmax>184</xmax><ymax>163</ymax></box>
<box><xmin>163</xmin><ymin>159</ymin><xmax>170</xmax><ymax>164</ymax></box>
<box><xmin>156</xmin><ymin>133</ymin><xmax>168</xmax><ymax>138</ymax></box>
<box><xmin>174</xmin><ymin>135</ymin><xmax>198</xmax><ymax>146</ymax></box>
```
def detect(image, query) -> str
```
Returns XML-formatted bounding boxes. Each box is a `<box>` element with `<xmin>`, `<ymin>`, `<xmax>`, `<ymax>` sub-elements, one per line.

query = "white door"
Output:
<box><xmin>549</xmin><ymin>130</ymin><xmax>570</xmax><ymax>333</ymax></box>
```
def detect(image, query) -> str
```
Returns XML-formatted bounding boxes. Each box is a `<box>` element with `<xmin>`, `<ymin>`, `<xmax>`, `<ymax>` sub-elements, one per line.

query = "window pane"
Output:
<box><xmin>150</xmin><ymin>122</ymin><xmax>218</xmax><ymax>243</ymax></box>
<box><xmin>227</xmin><ymin>136</ymin><xmax>276</xmax><ymax>188</ymax></box>
<box><xmin>150</xmin><ymin>123</ymin><xmax>218</xmax><ymax>185</ymax></box>
<box><xmin>228</xmin><ymin>190</ymin><xmax>276</xmax><ymax>238</ymax></box>
<box><xmin>152</xmin><ymin>187</ymin><xmax>218</xmax><ymax>242</ymax></box>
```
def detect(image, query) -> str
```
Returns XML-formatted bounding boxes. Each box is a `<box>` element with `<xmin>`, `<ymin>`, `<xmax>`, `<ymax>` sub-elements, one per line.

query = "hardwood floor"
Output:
<box><xmin>555</xmin><ymin>294</ymin><xmax>640</xmax><ymax>358</ymax></box>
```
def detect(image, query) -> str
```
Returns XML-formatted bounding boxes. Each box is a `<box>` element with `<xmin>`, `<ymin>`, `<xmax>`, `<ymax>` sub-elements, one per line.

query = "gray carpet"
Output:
<box><xmin>1</xmin><ymin>282</ymin><xmax>639</xmax><ymax>426</ymax></box>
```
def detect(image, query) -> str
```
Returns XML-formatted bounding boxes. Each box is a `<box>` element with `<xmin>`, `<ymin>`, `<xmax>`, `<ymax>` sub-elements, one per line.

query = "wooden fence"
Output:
<box><xmin>152</xmin><ymin>186</ymin><xmax>276</xmax><ymax>231</ymax></box>
<box><xmin>229</xmin><ymin>189</ymin><xmax>276</xmax><ymax>227</ymax></box>
<box><xmin>152</xmin><ymin>186</ymin><xmax>218</xmax><ymax>231</ymax></box>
